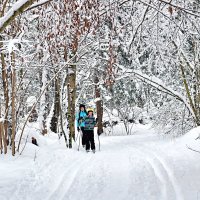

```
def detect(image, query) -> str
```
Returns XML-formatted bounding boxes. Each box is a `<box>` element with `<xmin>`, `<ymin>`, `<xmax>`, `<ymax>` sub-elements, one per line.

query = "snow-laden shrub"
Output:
<box><xmin>150</xmin><ymin>99</ymin><xmax>194</xmax><ymax>136</ymax></box>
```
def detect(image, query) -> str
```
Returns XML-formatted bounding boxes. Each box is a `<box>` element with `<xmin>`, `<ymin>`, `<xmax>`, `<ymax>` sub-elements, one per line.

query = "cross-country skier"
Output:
<box><xmin>76</xmin><ymin>104</ymin><xmax>87</xmax><ymax>148</ymax></box>
<box><xmin>84</xmin><ymin>108</ymin><xmax>96</xmax><ymax>153</ymax></box>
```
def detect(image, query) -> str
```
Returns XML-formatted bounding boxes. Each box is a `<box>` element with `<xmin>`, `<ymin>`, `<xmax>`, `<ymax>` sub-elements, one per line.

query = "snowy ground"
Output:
<box><xmin>1</xmin><ymin>124</ymin><xmax>200</xmax><ymax>200</ymax></box>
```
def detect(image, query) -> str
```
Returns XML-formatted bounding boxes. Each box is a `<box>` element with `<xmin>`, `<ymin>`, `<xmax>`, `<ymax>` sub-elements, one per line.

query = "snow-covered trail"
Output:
<box><xmin>2</xmin><ymin>126</ymin><xmax>200</xmax><ymax>200</ymax></box>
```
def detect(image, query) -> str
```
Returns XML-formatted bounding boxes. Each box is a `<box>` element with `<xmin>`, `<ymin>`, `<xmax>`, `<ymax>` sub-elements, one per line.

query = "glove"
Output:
<box><xmin>78</xmin><ymin>117</ymin><xmax>83</xmax><ymax>123</ymax></box>
<box><xmin>77</xmin><ymin>127</ymin><xmax>80</xmax><ymax>132</ymax></box>
<box><xmin>97</xmin><ymin>131</ymin><xmax>101</xmax><ymax>136</ymax></box>
<box><xmin>97</xmin><ymin>129</ymin><xmax>103</xmax><ymax>136</ymax></box>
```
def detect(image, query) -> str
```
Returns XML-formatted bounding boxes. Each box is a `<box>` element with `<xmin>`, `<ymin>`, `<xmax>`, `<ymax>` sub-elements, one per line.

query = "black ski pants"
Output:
<box><xmin>85</xmin><ymin>130</ymin><xmax>95</xmax><ymax>151</ymax></box>
<box><xmin>81</xmin><ymin>127</ymin><xmax>87</xmax><ymax>146</ymax></box>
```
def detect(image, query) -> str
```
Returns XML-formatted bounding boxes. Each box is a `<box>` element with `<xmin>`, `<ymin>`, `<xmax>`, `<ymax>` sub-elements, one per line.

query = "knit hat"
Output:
<box><xmin>87</xmin><ymin>108</ymin><xmax>94</xmax><ymax>113</ymax></box>
<box><xmin>79</xmin><ymin>104</ymin><xmax>86</xmax><ymax>110</ymax></box>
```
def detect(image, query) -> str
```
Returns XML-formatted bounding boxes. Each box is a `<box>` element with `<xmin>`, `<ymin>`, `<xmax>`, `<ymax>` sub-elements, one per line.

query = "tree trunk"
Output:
<box><xmin>17</xmin><ymin>68</ymin><xmax>25</xmax><ymax>118</ymax></box>
<box><xmin>11</xmin><ymin>52</ymin><xmax>16</xmax><ymax>156</ymax></box>
<box><xmin>59</xmin><ymin>97</ymin><xmax>68</xmax><ymax>147</ymax></box>
<box><xmin>193</xmin><ymin>69</ymin><xmax>200</xmax><ymax>125</ymax></box>
<box><xmin>50</xmin><ymin>75</ymin><xmax>60</xmax><ymax>133</ymax></box>
<box><xmin>39</xmin><ymin>66</ymin><xmax>48</xmax><ymax>135</ymax></box>
<box><xmin>94</xmin><ymin>76</ymin><xmax>103</xmax><ymax>135</ymax></box>
<box><xmin>1</xmin><ymin>37</ymin><xmax>8</xmax><ymax>154</ymax></box>
<box><xmin>0</xmin><ymin>122</ymin><xmax>2</xmax><ymax>154</ymax></box>
<box><xmin>180</xmin><ymin>63</ymin><xmax>200</xmax><ymax>126</ymax></box>
<box><xmin>1</xmin><ymin>122</ymin><xmax>7</xmax><ymax>154</ymax></box>
<box><xmin>67</xmin><ymin>63</ymin><xmax>76</xmax><ymax>148</ymax></box>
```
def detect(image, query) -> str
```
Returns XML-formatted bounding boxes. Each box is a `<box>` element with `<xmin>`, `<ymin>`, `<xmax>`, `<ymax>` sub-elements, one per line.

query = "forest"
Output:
<box><xmin>1</xmin><ymin>1</ymin><xmax>200</xmax><ymax>200</ymax></box>
<box><xmin>0</xmin><ymin>0</ymin><xmax>200</xmax><ymax>154</ymax></box>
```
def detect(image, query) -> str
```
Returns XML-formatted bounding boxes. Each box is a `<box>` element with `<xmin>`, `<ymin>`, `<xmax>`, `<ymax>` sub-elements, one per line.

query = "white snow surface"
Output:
<box><xmin>1</xmin><ymin>124</ymin><xmax>200</xmax><ymax>200</ymax></box>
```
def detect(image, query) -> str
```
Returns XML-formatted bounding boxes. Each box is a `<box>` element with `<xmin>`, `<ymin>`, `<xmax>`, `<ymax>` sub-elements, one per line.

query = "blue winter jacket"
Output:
<box><xmin>76</xmin><ymin>111</ymin><xmax>87</xmax><ymax>127</ymax></box>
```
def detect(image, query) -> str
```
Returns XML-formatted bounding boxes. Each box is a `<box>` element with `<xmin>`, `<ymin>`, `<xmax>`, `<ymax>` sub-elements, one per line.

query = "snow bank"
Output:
<box><xmin>176</xmin><ymin>126</ymin><xmax>200</xmax><ymax>152</ymax></box>
<box><xmin>1</xmin><ymin>125</ymin><xmax>200</xmax><ymax>200</ymax></box>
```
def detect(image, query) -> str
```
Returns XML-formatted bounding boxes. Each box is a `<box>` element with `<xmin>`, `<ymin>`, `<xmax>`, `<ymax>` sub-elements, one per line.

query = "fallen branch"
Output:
<box><xmin>186</xmin><ymin>145</ymin><xmax>200</xmax><ymax>154</ymax></box>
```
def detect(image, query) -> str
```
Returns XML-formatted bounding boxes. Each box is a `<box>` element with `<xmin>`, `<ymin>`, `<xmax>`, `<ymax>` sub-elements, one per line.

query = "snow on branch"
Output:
<box><xmin>139</xmin><ymin>0</ymin><xmax>200</xmax><ymax>18</ymax></box>
<box><xmin>100</xmin><ymin>0</ymin><xmax>132</xmax><ymax>16</ymax></box>
<box><xmin>25</xmin><ymin>0</ymin><xmax>52</xmax><ymax>12</ymax></box>
<box><xmin>0</xmin><ymin>0</ymin><xmax>37</xmax><ymax>33</ymax></box>
<box><xmin>137</xmin><ymin>0</ymin><xmax>182</xmax><ymax>29</ymax></box>
<box><xmin>117</xmin><ymin>65</ymin><xmax>195</xmax><ymax>119</ymax></box>
<box><xmin>158</xmin><ymin>0</ymin><xmax>200</xmax><ymax>17</ymax></box>
<box><xmin>128</xmin><ymin>2</ymin><xmax>150</xmax><ymax>53</ymax></box>
<box><xmin>172</xmin><ymin>41</ymin><xmax>194</xmax><ymax>73</ymax></box>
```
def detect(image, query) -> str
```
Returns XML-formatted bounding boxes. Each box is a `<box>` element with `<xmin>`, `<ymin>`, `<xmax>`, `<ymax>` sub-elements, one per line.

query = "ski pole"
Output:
<box><xmin>98</xmin><ymin>134</ymin><xmax>100</xmax><ymax>151</ymax></box>
<box><xmin>78</xmin><ymin>130</ymin><xmax>81</xmax><ymax>151</ymax></box>
<box><xmin>75</xmin><ymin>129</ymin><xmax>79</xmax><ymax>143</ymax></box>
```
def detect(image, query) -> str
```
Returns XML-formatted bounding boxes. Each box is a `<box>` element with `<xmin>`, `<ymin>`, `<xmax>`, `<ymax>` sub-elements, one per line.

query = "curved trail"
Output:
<box><xmin>12</xmin><ymin>132</ymin><xmax>197</xmax><ymax>200</ymax></box>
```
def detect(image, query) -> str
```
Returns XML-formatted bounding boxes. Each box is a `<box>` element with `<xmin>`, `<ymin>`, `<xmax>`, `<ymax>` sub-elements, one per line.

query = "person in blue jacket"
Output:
<box><xmin>76</xmin><ymin>104</ymin><xmax>88</xmax><ymax>148</ymax></box>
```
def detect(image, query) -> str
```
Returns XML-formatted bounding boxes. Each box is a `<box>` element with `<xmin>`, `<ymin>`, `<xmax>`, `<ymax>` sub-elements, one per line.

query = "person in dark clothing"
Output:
<box><xmin>84</xmin><ymin>108</ymin><xmax>96</xmax><ymax>153</ymax></box>
<box><xmin>76</xmin><ymin>104</ymin><xmax>88</xmax><ymax>148</ymax></box>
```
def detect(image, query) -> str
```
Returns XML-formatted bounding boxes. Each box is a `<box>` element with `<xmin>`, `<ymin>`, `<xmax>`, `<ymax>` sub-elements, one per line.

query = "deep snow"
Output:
<box><xmin>1</xmin><ymin>124</ymin><xmax>200</xmax><ymax>200</ymax></box>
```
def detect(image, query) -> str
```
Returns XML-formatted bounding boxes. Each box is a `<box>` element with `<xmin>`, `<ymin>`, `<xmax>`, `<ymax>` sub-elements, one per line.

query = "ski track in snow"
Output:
<box><xmin>133</xmin><ymin>144</ymin><xmax>184</xmax><ymax>200</ymax></box>
<box><xmin>9</xmin><ymin>132</ymin><xmax>195</xmax><ymax>200</ymax></box>
<box><xmin>47</xmin><ymin>154</ymin><xmax>93</xmax><ymax>200</ymax></box>
<box><xmin>60</xmin><ymin>150</ymin><xmax>133</xmax><ymax>200</ymax></box>
<box><xmin>146</xmin><ymin>147</ymin><xmax>184</xmax><ymax>200</ymax></box>
<box><xmin>132</xmin><ymin>147</ymin><xmax>168</xmax><ymax>200</ymax></box>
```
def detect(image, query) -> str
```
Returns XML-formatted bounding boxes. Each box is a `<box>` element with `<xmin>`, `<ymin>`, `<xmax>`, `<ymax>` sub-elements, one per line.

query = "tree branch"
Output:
<box><xmin>117</xmin><ymin>64</ymin><xmax>196</xmax><ymax>119</ymax></box>
<box><xmin>128</xmin><ymin>0</ymin><xmax>151</xmax><ymax>53</ymax></box>
<box><xmin>0</xmin><ymin>0</ymin><xmax>9</xmax><ymax>17</ymax></box>
<box><xmin>25</xmin><ymin>0</ymin><xmax>52</xmax><ymax>12</ymax></box>
<box><xmin>0</xmin><ymin>0</ymin><xmax>38</xmax><ymax>33</ymax></box>
<box><xmin>158</xmin><ymin>0</ymin><xmax>200</xmax><ymax>16</ymax></box>
<box><xmin>172</xmin><ymin>40</ymin><xmax>194</xmax><ymax>73</ymax></box>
